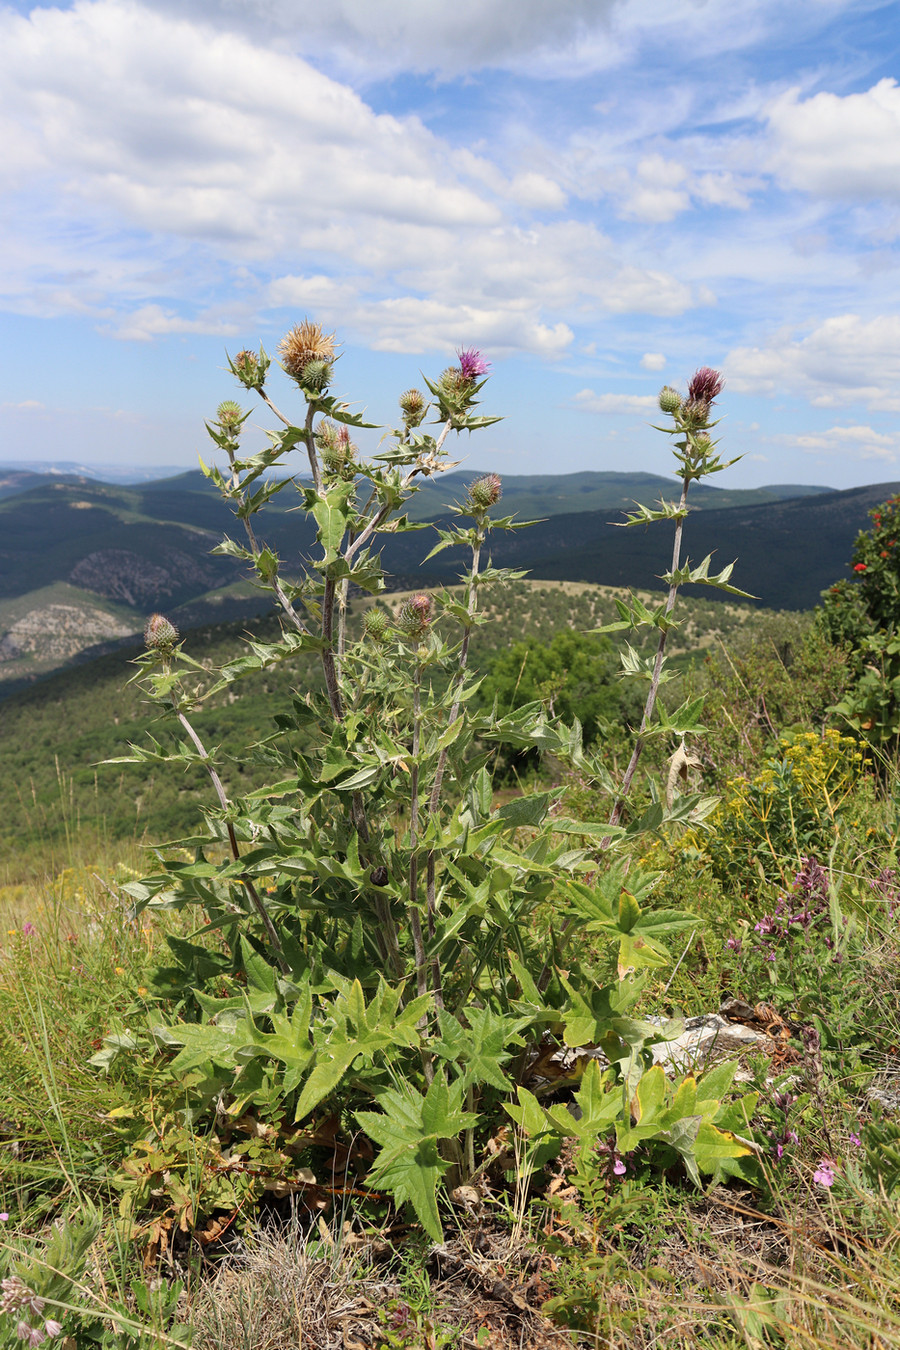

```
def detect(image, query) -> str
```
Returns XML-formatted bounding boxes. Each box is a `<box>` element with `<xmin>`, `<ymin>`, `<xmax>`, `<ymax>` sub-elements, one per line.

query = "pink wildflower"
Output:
<box><xmin>813</xmin><ymin>1161</ymin><xmax>835</xmax><ymax>1187</ymax></box>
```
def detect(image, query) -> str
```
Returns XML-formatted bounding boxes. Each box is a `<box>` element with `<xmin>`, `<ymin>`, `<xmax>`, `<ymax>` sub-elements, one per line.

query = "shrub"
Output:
<box><xmin>820</xmin><ymin>493</ymin><xmax>900</xmax><ymax>750</ymax></box>
<box><xmin>679</xmin><ymin>730</ymin><xmax>867</xmax><ymax>887</ymax></box>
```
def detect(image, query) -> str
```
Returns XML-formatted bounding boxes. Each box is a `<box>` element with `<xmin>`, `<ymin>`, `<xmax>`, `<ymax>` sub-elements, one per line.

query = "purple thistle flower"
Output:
<box><xmin>457</xmin><ymin>348</ymin><xmax>490</xmax><ymax>382</ymax></box>
<box><xmin>686</xmin><ymin>367</ymin><xmax>724</xmax><ymax>405</ymax></box>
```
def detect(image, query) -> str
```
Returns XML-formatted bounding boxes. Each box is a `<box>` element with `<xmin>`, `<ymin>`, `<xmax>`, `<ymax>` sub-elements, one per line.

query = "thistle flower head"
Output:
<box><xmin>300</xmin><ymin>358</ymin><xmax>333</xmax><ymax>392</ymax></box>
<box><xmin>231</xmin><ymin>349</ymin><xmax>266</xmax><ymax>390</ymax></box>
<box><xmin>399</xmin><ymin>388</ymin><xmax>427</xmax><ymax>426</ymax></box>
<box><xmin>364</xmin><ymin>608</ymin><xmax>389</xmax><ymax>643</ymax></box>
<box><xmin>467</xmin><ymin>473</ymin><xmax>502</xmax><ymax>510</ymax></box>
<box><xmin>457</xmin><ymin>348</ymin><xmax>490</xmax><ymax>383</ymax></box>
<box><xmin>316</xmin><ymin>420</ymin><xmax>355</xmax><ymax>477</ymax></box>
<box><xmin>658</xmin><ymin>386</ymin><xmax>682</xmax><ymax>415</ymax></box>
<box><xmin>216</xmin><ymin>400</ymin><xmax>243</xmax><ymax>431</ymax></box>
<box><xmin>396</xmin><ymin>593</ymin><xmax>432</xmax><ymax>638</ymax></box>
<box><xmin>279</xmin><ymin>320</ymin><xmax>337</xmax><ymax>383</ymax></box>
<box><xmin>144</xmin><ymin>613</ymin><xmax>179</xmax><ymax>655</ymax></box>
<box><xmin>687</xmin><ymin>367</ymin><xmax>724</xmax><ymax>406</ymax></box>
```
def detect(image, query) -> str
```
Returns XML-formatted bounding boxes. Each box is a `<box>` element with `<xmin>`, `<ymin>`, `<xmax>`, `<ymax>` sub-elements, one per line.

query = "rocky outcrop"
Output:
<box><xmin>0</xmin><ymin>604</ymin><xmax>136</xmax><ymax>665</ymax></box>
<box><xmin>69</xmin><ymin>548</ymin><xmax>222</xmax><ymax>608</ymax></box>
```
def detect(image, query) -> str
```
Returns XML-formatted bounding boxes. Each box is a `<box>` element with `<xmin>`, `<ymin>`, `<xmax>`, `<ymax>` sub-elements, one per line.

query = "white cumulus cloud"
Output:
<box><xmin>767</xmin><ymin>78</ymin><xmax>900</xmax><ymax>200</ymax></box>
<box><xmin>0</xmin><ymin>0</ymin><xmax>705</xmax><ymax>356</ymax></box>
<box><xmin>781</xmin><ymin>424</ymin><xmax>900</xmax><ymax>463</ymax></box>
<box><xmin>726</xmin><ymin>314</ymin><xmax>900</xmax><ymax>411</ymax></box>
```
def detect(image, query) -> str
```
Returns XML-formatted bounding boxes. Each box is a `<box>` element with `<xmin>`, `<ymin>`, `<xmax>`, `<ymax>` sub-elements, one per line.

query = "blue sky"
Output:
<box><xmin>2</xmin><ymin>0</ymin><xmax>900</xmax><ymax>488</ymax></box>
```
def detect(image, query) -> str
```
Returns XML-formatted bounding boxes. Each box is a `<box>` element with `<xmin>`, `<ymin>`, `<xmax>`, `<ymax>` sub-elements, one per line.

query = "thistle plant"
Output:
<box><xmin>593</xmin><ymin>367</ymin><xmax>751</xmax><ymax>836</ymax></box>
<box><xmin>106</xmin><ymin>332</ymin><xmax>754</xmax><ymax>1242</ymax></box>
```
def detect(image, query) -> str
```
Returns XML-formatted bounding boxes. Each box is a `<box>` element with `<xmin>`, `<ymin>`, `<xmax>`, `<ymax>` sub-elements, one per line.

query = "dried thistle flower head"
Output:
<box><xmin>144</xmin><ymin>613</ymin><xmax>179</xmax><ymax>654</ymax></box>
<box><xmin>396</xmin><ymin>593</ymin><xmax>432</xmax><ymax>638</ymax></box>
<box><xmin>279</xmin><ymin>320</ymin><xmax>337</xmax><ymax>381</ymax></box>
<box><xmin>216</xmin><ymin>400</ymin><xmax>243</xmax><ymax>430</ymax></box>
<box><xmin>658</xmin><ymin>386</ymin><xmax>682</xmax><ymax>414</ymax></box>
<box><xmin>467</xmin><ymin>473</ymin><xmax>502</xmax><ymax>509</ymax></box>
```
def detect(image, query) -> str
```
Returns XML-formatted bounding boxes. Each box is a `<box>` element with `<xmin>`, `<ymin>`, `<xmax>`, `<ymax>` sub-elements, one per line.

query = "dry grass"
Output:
<box><xmin>188</xmin><ymin>1216</ymin><xmax>575</xmax><ymax>1350</ymax></box>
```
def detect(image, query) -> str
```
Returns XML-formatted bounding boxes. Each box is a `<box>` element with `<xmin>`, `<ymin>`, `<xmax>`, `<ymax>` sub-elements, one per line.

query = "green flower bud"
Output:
<box><xmin>144</xmin><ymin>613</ymin><xmax>178</xmax><ymax>654</ymax></box>
<box><xmin>216</xmin><ymin>400</ymin><xmax>243</xmax><ymax>431</ymax></box>
<box><xmin>399</xmin><ymin>388</ymin><xmax>427</xmax><ymax>426</ymax></box>
<box><xmin>658</xmin><ymin>386</ymin><xmax>682</xmax><ymax>415</ymax></box>
<box><xmin>232</xmin><ymin>349</ymin><xmax>264</xmax><ymax>389</ymax></box>
<box><xmin>364</xmin><ymin>609</ymin><xmax>389</xmax><ymax>643</ymax></box>
<box><xmin>467</xmin><ymin>473</ymin><xmax>502</xmax><ymax>510</ymax></box>
<box><xmin>300</xmin><ymin>358</ymin><xmax>333</xmax><ymax>393</ymax></box>
<box><xmin>396</xmin><ymin>593</ymin><xmax>432</xmax><ymax>638</ymax></box>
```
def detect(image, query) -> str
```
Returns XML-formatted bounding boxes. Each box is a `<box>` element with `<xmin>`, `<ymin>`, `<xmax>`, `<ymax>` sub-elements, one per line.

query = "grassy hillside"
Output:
<box><xmin>0</xmin><ymin>578</ymin><xmax>780</xmax><ymax>876</ymax></box>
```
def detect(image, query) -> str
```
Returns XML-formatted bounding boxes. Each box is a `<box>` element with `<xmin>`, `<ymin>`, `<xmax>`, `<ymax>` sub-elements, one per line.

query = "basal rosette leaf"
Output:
<box><xmin>356</xmin><ymin>1076</ymin><xmax>478</xmax><ymax>1241</ymax></box>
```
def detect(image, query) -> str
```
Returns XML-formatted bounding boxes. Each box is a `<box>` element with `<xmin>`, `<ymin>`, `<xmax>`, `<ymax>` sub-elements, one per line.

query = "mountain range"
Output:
<box><xmin>0</xmin><ymin>466</ymin><xmax>884</xmax><ymax>695</ymax></box>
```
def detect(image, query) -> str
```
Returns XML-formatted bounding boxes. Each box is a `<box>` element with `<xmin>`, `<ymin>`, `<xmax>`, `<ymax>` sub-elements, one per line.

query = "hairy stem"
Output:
<box><xmin>408</xmin><ymin>664</ymin><xmax>428</xmax><ymax>1003</ymax></box>
<box><xmin>424</xmin><ymin>526</ymin><xmax>484</xmax><ymax>1007</ymax></box>
<box><xmin>175</xmin><ymin>709</ymin><xmax>288</xmax><ymax>973</ymax></box>
<box><xmin>605</xmin><ymin>474</ymin><xmax>691</xmax><ymax>836</ymax></box>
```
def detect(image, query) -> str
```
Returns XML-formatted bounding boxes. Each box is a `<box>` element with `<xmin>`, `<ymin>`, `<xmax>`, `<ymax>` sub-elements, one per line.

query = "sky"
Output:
<box><xmin>2</xmin><ymin>0</ymin><xmax>900</xmax><ymax>489</ymax></box>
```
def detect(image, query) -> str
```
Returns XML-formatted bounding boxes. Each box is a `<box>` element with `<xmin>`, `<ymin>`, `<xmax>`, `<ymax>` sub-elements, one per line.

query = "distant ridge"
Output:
<box><xmin>0</xmin><ymin>469</ymin><xmax>888</xmax><ymax>692</ymax></box>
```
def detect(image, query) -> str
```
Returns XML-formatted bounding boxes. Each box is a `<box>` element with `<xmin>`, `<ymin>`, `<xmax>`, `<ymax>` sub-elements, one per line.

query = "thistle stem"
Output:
<box><xmin>408</xmin><ymin>664</ymin><xmax>428</xmax><ymax>1003</ymax></box>
<box><xmin>344</xmin><ymin>419</ymin><xmax>454</xmax><ymax>563</ymax></box>
<box><xmin>175</xmin><ymin>710</ymin><xmax>288</xmax><ymax>973</ymax></box>
<box><xmin>424</xmin><ymin>526</ymin><xmax>484</xmax><ymax>1008</ymax></box>
<box><xmin>605</xmin><ymin>474</ymin><xmax>691</xmax><ymax>838</ymax></box>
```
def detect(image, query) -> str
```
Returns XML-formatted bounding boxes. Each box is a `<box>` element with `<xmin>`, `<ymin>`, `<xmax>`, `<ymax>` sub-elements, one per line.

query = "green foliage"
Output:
<box><xmin>77</xmin><ymin>347</ymin><xmax>761</xmax><ymax>1251</ymax></box>
<box><xmin>698</xmin><ymin>612</ymin><xmax>852</xmax><ymax>781</ymax></box>
<box><xmin>820</xmin><ymin>493</ymin><xmax>900</xmax><ymax>748</ymax></box>
<box><xmin>473</xmin><ymin>628</ymin><xmax>643</xmax><ymax>762</ymax></box>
